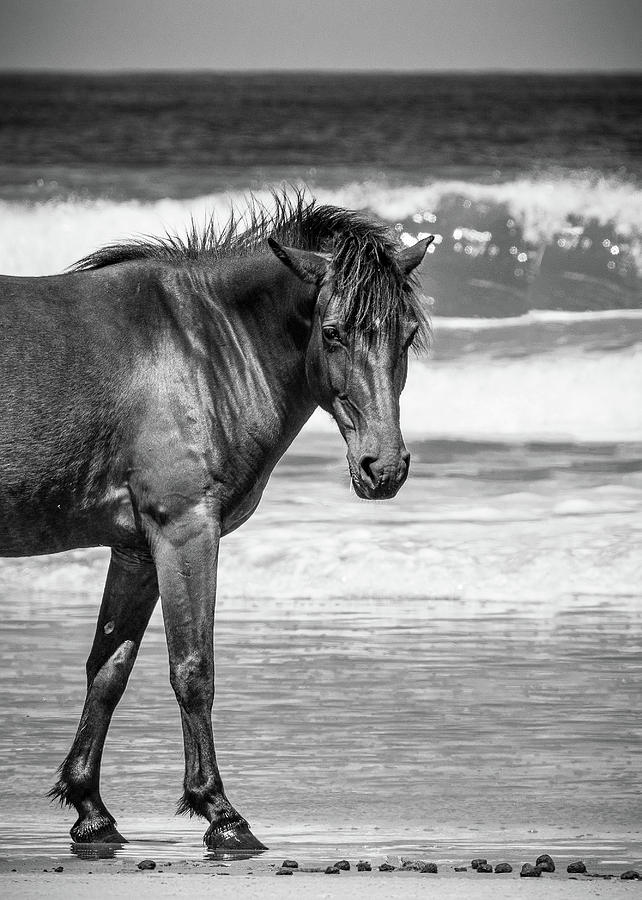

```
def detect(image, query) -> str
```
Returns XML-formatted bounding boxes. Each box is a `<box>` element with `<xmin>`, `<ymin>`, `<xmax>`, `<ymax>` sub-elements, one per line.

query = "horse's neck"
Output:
<box><xmin>192</xmin><ymin>257</ymin><xmax>317</xmax><ymax>450</ymax></box>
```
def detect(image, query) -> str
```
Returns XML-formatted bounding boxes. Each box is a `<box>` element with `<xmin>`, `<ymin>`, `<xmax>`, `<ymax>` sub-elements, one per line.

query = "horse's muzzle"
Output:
<box><xmin>349</xmin><ymin>450</ymin><xmax>410</xmax><ymax>500</ymax></box>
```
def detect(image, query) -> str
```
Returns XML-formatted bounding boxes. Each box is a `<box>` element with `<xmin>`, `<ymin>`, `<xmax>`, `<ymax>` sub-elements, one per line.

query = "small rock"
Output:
<box><xmin>494</xmin><ymin>863</ymin><xmax>513</xmax><ymax>874</ymax></box>
<box><xmin>281</xmin><ymin>859</ymin><xmax>298</xmax><ymax>869</ymax></box>
<box><xmin>419</xmin><ymin>862</ymin><xmax>438</xmax><ymax>873</ymax></box>
<box><xmin>621</xmin><ymin>870</ymin><xmax>641</xmax><ymax>880</ymax></box>
<box><xmin>325</xmin><ymin>865</ymin><xmax>340</xmax><ymax>874</ymax></box>
<box><xmin>477</xmin><ymin>863</ymin><xmax>493</xmax><ymax>873</ymax></box>
<box><xmin>536</xmin><ymin>853</ymin><xmax>555</xmax><ymax>872</ymax></box>
<box><xmin>53</xmin><ymin>866</ymin><xmax>64</xmax><ymax>873</ymax></box>
<box><xmin>454</xmin><ymin>866</ymin><xmax>467</xmax><ymax>871</ymax></box>
<box><xmin>520</xmin><ymin>863</ymin><xmax>542</xmax><ymax>877</ymax></box>
<box><xmin>357</xmin><ymin>860</ymin><xmax>371</xmax><ymax>871</ymax></box>
<box><xmin>379</xmin><ymin>862</ymin><xmax>396</xmax><ymax>871</ymax></box>
<box><xmin>401</xmin><ymin>859</ymin><xmax>423</xmax><ymax>871</ymax></box>
<box><xmin>567</xmin><ymin>860</ymin><xmax>586</xmax><ymax>874</ymax></box>
<box><xmin>334</xmin><ymin>859</ymin><xmax>350</xmax><ymax>871</ymax></box>
<box><xmin>275</xmin><ymin>868</ymin><xmax>292</xmax><ymax>875</ymax></box>
<box><xmin>137</xmin><ymin>859</ymin><xmax>156</xmax><ymax>870</ymax></box>
<box><xmin>471</xmin><ymin>858</ymin><xmax>488</xmax><ymax>869</ymax></box>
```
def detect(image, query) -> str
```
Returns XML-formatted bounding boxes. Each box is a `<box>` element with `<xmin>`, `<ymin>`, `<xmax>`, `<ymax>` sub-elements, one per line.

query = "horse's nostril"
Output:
<box><xmin>359</xmin><ymin>455</ymin><xmax>378</xmax><ymax>485</ymax></box>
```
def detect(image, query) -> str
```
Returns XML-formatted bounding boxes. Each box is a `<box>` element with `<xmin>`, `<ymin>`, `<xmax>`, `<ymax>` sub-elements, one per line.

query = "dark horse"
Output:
<box><xmin>0</xmin><ymin>192</ymin><xmax>431</xmax><ymax>851</ymax></box>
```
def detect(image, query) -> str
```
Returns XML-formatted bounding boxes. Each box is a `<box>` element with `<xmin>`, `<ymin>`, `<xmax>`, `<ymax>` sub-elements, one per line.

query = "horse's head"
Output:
<box><xmin>268</xmin><ymin>232</ymin><xmax>432</xmax><ymax>500</ymax></box>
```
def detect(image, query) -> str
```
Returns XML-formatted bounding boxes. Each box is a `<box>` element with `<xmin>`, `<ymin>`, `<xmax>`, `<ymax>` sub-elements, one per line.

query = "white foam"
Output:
<box><xmin>315</xmin><ymin>174</ymin><xmax>642</xmax><ymax>244</ymax></box>
<box><xmin>405</xmin><ymin>349</ymin><xmax>642</xmax><ymax>442</ymax></box>
<box><xmin>0</xmin><ymin>195</ymin><xmax>238</xmax><ymax>276</ymax></box>
<box><xmin>433</xmin><ymin>308</ymin><xmax>642</xmax><ymax>330</ymax></box>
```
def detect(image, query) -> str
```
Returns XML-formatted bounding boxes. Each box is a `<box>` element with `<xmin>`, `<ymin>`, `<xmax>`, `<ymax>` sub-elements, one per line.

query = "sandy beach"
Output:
<box><xmin>3</xmin><ymin>875</ymin><xmax>641</xmax><ymax>900</ymax></box>
<box><xmin>2</xmin><ymin>856</ymin><xmax>641</xmax><ymax>900</ymax></box>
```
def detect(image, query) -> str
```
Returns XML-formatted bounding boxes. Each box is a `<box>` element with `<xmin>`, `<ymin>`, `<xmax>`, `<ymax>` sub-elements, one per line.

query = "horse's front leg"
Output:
<box><xmin>50</xmin><ymin>548</ymin><xmax>159</xmax><ymax>842</ymax></box>
<box><xmin>151</xmin><ymin>502</ymin><xmax>266</xmax><ymax>852</ymax></box>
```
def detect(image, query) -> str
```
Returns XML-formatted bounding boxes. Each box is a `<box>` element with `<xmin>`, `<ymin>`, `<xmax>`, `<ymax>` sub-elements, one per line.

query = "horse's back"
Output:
<box><xmin>0</xmin><ymin>267</ymin><xmax>152</xmax><ymax>445</ymax></box>
<box><xmin>0</xmin><ymin>266</ymin><xmax>160</xmax><ymax>556</ymax></box>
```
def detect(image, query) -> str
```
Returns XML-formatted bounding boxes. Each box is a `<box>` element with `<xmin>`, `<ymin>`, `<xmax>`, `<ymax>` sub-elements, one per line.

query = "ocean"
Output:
<box><xmin>0</xmin><ymin>72</ymin><xmax>641</xmax><ymax>870</ymax></box>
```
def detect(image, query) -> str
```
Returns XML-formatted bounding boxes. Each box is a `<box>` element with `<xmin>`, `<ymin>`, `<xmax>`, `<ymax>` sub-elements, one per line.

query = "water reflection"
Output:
<box><xmin>71</xmin><ymin>842</ymin><xmax>122</xmax><ymax>860</ymax></box>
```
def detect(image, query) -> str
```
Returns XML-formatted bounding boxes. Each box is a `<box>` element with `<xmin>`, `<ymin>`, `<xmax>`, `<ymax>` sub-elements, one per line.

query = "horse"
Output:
<box><xmin>0</xmin><ymin>191</ymin><xmax>432</xmax><ymax>851</ymax></box>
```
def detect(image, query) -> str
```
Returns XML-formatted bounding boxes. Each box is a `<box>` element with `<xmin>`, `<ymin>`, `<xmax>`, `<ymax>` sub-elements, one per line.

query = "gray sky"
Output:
<box><xmin>1</xmin><ymin>0</ymin><xmax>640</xmax><ymax>71</ymax></box>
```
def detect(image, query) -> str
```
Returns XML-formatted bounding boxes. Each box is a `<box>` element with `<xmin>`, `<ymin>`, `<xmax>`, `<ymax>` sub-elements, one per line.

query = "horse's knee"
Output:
<box><xmin>169</xmin><ymin>652</ymin><xmax>213</xmax><ymax>708</ymax></box>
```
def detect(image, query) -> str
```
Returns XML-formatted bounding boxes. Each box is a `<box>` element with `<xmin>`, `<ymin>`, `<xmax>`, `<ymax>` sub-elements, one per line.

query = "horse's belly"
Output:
<box><xmin>0</xmin><ymin>484</ymin><xmax>140</xmax><ymax>557</ymax></box>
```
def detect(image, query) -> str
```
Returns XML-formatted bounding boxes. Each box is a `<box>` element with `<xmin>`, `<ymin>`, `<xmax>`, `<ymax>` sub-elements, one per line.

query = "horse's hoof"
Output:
<box><xmin>204</xmin><ymin>819</ymin><xmax>267</xmax><ymax>854</ymax></box>
<box><xmin>71</xmin><ymin>816</ymin><xmax>127</xmax><ymax>844</ymax></box>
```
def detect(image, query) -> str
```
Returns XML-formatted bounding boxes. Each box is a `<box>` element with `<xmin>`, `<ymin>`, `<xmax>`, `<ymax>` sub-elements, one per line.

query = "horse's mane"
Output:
<box><xmin>73</xmin><ymin>189</ymin><xmax>430</xmax><ymax>351</ymax></box>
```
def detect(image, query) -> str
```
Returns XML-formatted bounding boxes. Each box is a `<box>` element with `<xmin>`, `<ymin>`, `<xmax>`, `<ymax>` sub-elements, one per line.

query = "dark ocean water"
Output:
<box><xmin>1</xmin><ymin>72</ymin><xmax>640</xmax><ymax>186</ymax></box>
<box><xmin>0</xmin><ymin>71</ymin><xmax>641</xmax><ymax>865</ymax></box>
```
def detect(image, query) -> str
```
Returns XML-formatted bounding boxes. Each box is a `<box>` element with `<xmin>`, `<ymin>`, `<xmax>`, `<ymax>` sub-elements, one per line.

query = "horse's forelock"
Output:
<box><xmin>277</xmin><ymin>200</ymin><xmax>431</xmax><ymax>353</ymax></box>
<box><xmin>326</xmin><ymin>230</ymin><xmax>431</xmax><ymax>354</ymax></box>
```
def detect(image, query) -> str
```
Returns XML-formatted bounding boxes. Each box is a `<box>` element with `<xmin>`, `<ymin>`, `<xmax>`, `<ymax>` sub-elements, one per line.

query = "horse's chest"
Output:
<box><xmin>220</xmin><ymin>482</ymin><xmax>264</xmax><ymax>535</ymax></box>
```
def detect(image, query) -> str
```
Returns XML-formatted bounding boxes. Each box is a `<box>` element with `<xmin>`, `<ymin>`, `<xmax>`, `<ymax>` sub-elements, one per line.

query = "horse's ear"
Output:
<box><xmin>398</xmin><ymin>235</ymin><xmax>434</xmax><ymax>276</ymax></box>
<box><xmin>268</xmin><ymin>238</ymin><xmax>327</xmax><ymax>285</ymax></box>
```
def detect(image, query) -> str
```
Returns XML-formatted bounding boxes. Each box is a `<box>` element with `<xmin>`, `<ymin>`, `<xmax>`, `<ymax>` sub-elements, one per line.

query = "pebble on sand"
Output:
<box><xmin>275</xmin><ymin>868</ymin><xmax>292</xmax><ymax>875</ymax></box>
<box><xmin>357</xmin><ymin>861</ymin><xmax>371</xmax><ymax>871</ymax></box>
<box><xmin>325</xmin><ymin>865</ymin><xmax>340</xmax><ymax>874</ymax></box>
<box><xmin>137</xmin><ymin>859</ymin><xmax>156</xmax><ymax>871</ymax></box>
<box><xmin>53</xmin><ymin>866</ymin><xmax>64</xmax><ymax>873</ymax></box>
<box><xmin>477</xmin><ymin>863</ymin><xmax>493</xmax><ymax>873</ymax></box>
<box><xmin>567</xmin><ymin>861</ymin><xmax>587</xmax><ymax>874</ymax></box>
<box><xmin>334</xmin><ymin>859</ymin><xmax>350</xmax><ymax>870</ymax></box>
<box><xmin>379</xmin><ymin>862</ymin><xmax>396</xmax><ymax>871</ymax></box>
<box><xmin>471</xmin><ymin>858</ymin><xmax>488</xmax><ymax>869</ymax></box>
<box><xmin>520</xmin><ymin>863</ymin><xmax>542</xmax><ymax>877</ymax></box>
<box><xmin>621</xmin><ymin>870</ymin><xmax>641</xmax><ymax>880</ymax></box>
<box><xmin>536</xmin><ymin>854</ymin><xmax>555</xmax><ymax>872</ymax></box>
<box><xmin>420</xmin><ymin>862</ymin><xmax>438</xmax><ymax>873</ymax></box>
<box><xmin>494</xmin><ymin>863</ymin><xmax>513</xmax><ymax>874</ymax></box>
<box><xmin>281</xmin><ymin>860</ymin><xmax>298</xmax><ymax>869</ymax></box>
<box><xmin>454</xmin><ymin>866</ymin><xmax>467</xmax><ymax>872</ymax></box>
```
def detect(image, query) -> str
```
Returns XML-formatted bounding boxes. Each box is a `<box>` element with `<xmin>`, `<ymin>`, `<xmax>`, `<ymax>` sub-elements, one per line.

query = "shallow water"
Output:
<box><xmin>0</xmin><ymin>433</ymin><xmax>640</xmax><ymax>867</ymax></box>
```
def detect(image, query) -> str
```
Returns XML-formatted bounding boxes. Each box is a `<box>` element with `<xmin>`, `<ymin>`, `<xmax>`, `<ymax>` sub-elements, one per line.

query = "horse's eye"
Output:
<box><xmin>322</xmin><ymin>325</ymin><xmax>341</xmax><ymax>344</ymax></box>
